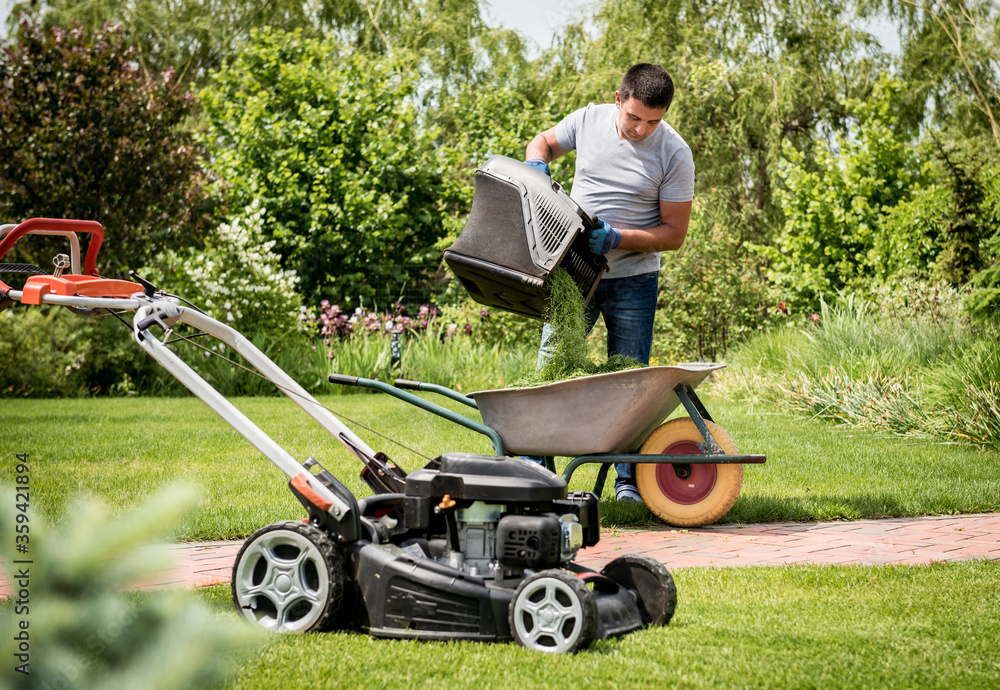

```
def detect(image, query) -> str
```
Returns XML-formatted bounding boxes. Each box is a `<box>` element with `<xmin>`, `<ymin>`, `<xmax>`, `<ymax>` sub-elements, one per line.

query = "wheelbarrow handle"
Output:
<box><xmin>329</xmin><ymin>373</ymin><xmax>361</xmax><ymax>387</ymax></box>
<box><xmin>393</xmin><ymin>378</ymin><xmax>479</xmax><ymax>409</ymax></box>
<box><xmin>329</xmin><ymin>374</ymin><xmax>503</xmax><ymax>455</ymax></box>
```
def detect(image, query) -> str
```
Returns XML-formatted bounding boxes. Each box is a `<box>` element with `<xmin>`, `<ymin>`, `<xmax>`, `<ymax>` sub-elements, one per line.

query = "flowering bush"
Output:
<box><xmin>149</xmin><ymin>201</ymin><xmax>303</xmax><ymax>336</ymax></box>
<box><xmin>318</xmin><ymin>302</ymin><xmax>441</xmax><ymax>343</ymax></box>
<box><xmin>316</xmin><ymin>298</ymin><xmax>535</xmax><ymax>349</ymax></box>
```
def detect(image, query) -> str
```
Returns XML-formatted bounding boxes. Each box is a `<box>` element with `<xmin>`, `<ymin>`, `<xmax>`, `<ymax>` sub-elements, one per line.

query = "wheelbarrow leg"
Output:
<box><xmin>592</xmin><ymin>463</ymin><xmax>612</xmax><ymax>498</ymax></box>
<box><xmin>674</xmin><ymin>384</ymin><xmax>723</xmax><ymax>453</ymax></box>
<box><xmin>676</xmin><ymin>383</ymin><xmax>714</xmax><ymax>423</ymax></box>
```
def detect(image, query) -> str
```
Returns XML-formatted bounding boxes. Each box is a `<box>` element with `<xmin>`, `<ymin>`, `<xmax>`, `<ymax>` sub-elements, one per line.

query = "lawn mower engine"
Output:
<box><xmin>234</xmin><ymin>453</ymin><xmax>677</xmax><ymax>654</ymax></box>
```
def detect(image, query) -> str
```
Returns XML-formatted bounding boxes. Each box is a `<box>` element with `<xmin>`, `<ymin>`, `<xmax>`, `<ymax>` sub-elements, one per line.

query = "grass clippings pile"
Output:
<box><xmin>512</xmin><ymin>268</ymin><xmax>643</xmax><ymax>387</ymax></box>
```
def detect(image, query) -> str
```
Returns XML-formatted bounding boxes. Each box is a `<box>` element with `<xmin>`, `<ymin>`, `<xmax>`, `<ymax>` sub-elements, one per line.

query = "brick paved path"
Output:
<box><xmin>4</xmin><ymin>514</ymin><xmax>998</xmax><ymax>595</ymax></box>
<box><xmin>578</xmin><ymin>513</ymin><xmax>1000</xmax><ymax>570</ymax></box>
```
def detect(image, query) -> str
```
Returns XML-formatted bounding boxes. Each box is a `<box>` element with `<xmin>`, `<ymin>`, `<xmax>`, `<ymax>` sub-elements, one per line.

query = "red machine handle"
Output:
<box><xmin>0</xmin><ymin>218</ymin><xmax>105</xmax><ymax>276</ymax></box>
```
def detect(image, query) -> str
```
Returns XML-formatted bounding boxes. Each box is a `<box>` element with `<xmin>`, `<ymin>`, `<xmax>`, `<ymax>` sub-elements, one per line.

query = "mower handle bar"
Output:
<box><xmin>0</xmin><ymin>224</ymin><xmax>83</xmax><ymax>275</ymax></box>
<box><xmin>0</xmin><ymin>218</ymin><xmax>104</xmax><ymax>276</ymax></box>
<box><xmin>6</xmin><ymin>285</ymin><xmax>376</xmax><ymax>532</ymax></box>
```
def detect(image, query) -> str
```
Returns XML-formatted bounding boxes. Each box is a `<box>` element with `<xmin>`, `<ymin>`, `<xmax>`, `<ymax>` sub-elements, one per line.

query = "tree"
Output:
<box><xmin>929</xmin><ymin>136</ymin><xmax>990</xmax><ymax>284</ymax></box>
<box><xmin>874</xmin><ymin>0</ymin><xmax>1000</xmax><ymax>149</ymax></box>
<box><xmin>0</xmin><ymin>21</ymin><xmax>219</xmax><ymax>275</ymax></box>
<box><xmin>200</xmin><ymin>28</ymin><xmax>448</xmax><ymax>305</ymax></box>
<box><xmin>9</xmin><ymin>0</ymin><xmax>373</xmax><ymax>85</ymax></box>
<box><xmin>13</xmin><ymin>0</ymin><xmax>533</xmax><ymax>98</ymax></box>
<box><xmin>962</xmin><ymin>160</ymin><xmax>1000</xmax><ymax>321</ymax></box>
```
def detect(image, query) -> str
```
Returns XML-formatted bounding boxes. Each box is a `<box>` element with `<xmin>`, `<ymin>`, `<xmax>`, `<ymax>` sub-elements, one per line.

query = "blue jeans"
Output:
<box><xmin>537</xmin><ymin>271</ymin><xmax>659</xmax><ymax>489</ymax></box>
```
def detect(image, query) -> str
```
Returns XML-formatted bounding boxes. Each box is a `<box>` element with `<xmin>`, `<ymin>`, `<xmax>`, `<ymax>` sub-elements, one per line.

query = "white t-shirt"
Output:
<box><xmin>555</xmin><ymin>103</ymin><xmax>694</xmax><ymax>278</ymax></box>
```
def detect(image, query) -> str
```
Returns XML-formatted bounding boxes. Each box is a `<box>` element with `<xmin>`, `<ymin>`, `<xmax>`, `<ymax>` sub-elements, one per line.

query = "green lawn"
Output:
<box><xmin>200</xmin><ymin>561</ymin><xmax>1000</xmax><ymax>689</ymax></box>
<box><xmin>1</xmin><ymin>390</ymin><xmax>998</xmax><ymax>539</ymax></box>
<box><xmin>3</xmin><ymin>392</ymin><xmax>999</xmax><ymax>688</ymax></box>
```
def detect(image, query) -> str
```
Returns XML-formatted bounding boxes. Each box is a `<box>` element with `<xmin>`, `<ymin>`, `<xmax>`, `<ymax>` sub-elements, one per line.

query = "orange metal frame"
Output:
<box><xmin>0</xmin><ymin>218</ymin><xmax>141</xmax><ymax>298</ymax></box>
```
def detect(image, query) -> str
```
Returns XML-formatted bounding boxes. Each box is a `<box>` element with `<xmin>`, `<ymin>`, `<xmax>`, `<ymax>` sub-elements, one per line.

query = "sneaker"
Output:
<box><xmin>616</xmin><ymin>484</ymin><xmax>642</xmax><ymax>503</ymax></box>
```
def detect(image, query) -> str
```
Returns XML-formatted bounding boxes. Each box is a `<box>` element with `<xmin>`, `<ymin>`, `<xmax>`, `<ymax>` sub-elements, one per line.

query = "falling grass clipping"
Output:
<box><xmin>512</xmin><ymin>268</ymin><xmax>644</xmax><ymax>387</ymax></box>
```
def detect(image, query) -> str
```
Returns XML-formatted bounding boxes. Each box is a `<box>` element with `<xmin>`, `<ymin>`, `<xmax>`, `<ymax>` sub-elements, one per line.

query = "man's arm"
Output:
<box><xmin>525</xmin><ymin>127</ymin><xmax>570</xmax><ymax>163</ymax></box>
<box><xmin>615</xmin><ymin>200</ymin><xmax>691</xmax><ymax>252</ymax></box>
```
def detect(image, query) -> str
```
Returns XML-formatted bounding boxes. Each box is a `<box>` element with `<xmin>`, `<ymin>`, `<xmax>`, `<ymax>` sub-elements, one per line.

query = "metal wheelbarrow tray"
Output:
<box><xmin>469</xmin><ymin>363</ymin><xmax>725</xmax><ymax>456</ymax></box>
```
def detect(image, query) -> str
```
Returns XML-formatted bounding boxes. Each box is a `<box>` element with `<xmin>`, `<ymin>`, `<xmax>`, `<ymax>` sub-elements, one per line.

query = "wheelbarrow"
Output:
<box><xmin>329</xmin><ymin>364</ymin><xmax>766</xmax><ymax>527</ymax></box>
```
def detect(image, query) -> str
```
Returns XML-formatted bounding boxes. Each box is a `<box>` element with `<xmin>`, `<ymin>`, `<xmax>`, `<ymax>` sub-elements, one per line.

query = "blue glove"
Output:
<box><xmin>524</xmin><ymin>158</ymin><xmax>551</xmax><ymax>176</ymax></box>
<box><xmin>587</xmin><ymin>218</ymin><xmax>621</xmax><ymax>255</ymax></box>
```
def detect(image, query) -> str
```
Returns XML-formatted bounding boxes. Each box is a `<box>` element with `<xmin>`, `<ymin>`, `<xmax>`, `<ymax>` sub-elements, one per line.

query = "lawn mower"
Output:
<box><xmin>1</xmin><ymin>218</ymin><xmax>678</xmax><ymax>653</ymax></box>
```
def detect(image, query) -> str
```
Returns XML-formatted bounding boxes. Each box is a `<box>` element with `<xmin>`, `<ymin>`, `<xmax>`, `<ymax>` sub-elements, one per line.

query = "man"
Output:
<box><xmin>524</xmin><ymin>63</ymin><xmax>694</xmax><ymax>503</ymax></box>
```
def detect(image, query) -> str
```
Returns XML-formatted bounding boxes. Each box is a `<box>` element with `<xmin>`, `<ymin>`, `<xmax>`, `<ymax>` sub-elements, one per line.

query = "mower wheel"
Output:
<box><xmin>509</xmin><ymin>569</ymin><xmax>598</xmax><ymax>654</ymax></box>
<box><xmin>600</xmin><ymin>554</ymin><xmax>677</xmax><ymax>626</ymax></box>
<box><xmin>231</xmin><ymin>521</ymin><xmax>345</xmax><ymax>633</ymax></box>
<box><xmin>636</xmin><ymin>418</ymin><xmax>743</xmax><ymax>527</ymax></box>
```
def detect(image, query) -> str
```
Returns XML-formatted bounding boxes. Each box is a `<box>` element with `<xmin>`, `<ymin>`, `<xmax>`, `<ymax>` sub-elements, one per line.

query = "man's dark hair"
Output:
<box><xmin>619</xmin><ymin>63</ymin><xmax>674</xmax><ymax>111</ymax></box>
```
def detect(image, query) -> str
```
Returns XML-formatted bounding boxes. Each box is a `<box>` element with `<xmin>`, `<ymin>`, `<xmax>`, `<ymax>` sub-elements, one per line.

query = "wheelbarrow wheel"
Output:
<box><xmin>509</xmin><ymin>569</ymin><xmax>598</xmax><ymax>654</ymax></box>
<box><xmin>636</xmin><ymin>418</ymin><xmax>743</xmax><ymax>527</ymax></box>
<box><xmin>231</xmin><ymin>521</ymin><xmax>345</xmax><ymax>633</ymax></box>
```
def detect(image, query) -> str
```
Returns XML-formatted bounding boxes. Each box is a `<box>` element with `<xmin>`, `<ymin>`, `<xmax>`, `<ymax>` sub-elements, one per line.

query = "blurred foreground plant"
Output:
<box><xmin>0</xmin><ymin>485</ymin><xmax>259</xmax><ymax>689</ymax></box>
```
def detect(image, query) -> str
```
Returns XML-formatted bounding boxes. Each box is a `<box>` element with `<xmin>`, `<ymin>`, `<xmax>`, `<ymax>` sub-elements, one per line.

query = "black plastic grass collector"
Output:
<box><xmin>444</xmin><ymin>155</ymin><xmax>607</xmax><ymax>320</ymax></box>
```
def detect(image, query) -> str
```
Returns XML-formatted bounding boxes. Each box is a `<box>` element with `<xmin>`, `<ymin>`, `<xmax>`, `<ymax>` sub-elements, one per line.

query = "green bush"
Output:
<box><xmin>0</xmin><ymin>306</ymin><xmax>169</xmax><ymax>397</ymax></box>
<box><xmin>656</xmin><ymin>217</ymin><xmax>776</xmax><ymax>363</ymax></box>
<box><xmin>718</xmin><ymin>285</ymin><xmax>999</xmax><ymax>450</ymax></box>
<box><xmin>759</xmin><ymin>76</ymin><xmax>938</xmax><ymax>310</ymax></box>
<box><xmin>200</xmin><ymin>28</ymin><xmax>448</xmax><ymax>306</ymax></box>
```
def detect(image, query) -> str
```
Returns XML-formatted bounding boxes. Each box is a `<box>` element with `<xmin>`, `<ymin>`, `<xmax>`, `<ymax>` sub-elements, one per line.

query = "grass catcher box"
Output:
<box><xmin>444</xmin><ymin>155</ymin><xmax>607</xmax><ymax>320</ymax></box>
